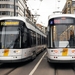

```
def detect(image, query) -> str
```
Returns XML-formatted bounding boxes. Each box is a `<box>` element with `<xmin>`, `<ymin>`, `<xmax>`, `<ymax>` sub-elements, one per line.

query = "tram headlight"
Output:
<box><xmin>54</xmin><ymin>50</ymin><xmax>58</xmax><ymax>53</ymax></box>
<box><xmin>51</xmin><ymin>50</ymin><xmax>58</xmax><ymax>53</ymax></box>
<box><xmin>14</xmin><ymin>50</ymin><xmax>20</xmax><ymax>53</ymax></box>
<box><xmin>72</xmin><ymin>50</ymin><xmax>75</xmax><ymax>53</ymax></box>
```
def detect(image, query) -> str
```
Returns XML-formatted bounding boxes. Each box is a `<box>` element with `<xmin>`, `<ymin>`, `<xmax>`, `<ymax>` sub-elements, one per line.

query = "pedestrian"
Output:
<box><xmin>69</xmin><ymin>30</ymin><xmax>74</xmax><ymax>47</ymax></box>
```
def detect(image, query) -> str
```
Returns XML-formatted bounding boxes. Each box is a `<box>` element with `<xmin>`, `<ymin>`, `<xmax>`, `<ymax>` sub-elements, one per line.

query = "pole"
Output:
<box><xmin>24</xmin><ymin>8</ymin><xmax>25</xmax><ymax>16</ymax></box>
<box><xmin>14</xmin><ymin>0</ymin><xmax>16</xmax><ymax>16</ymax></box>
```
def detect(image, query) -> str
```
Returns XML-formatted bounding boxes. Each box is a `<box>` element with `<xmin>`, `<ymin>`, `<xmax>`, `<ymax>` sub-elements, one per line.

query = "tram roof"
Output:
<box><xmin>48</xmin><ymin>14</ymin><xmax>75</xmax><ymax>20</ymax></box>
<box><xmin>0</xmin><ymin>16</ymin><xmax>26</xmax><ymax>22</ymax></box>
<box><xmin>0</xmin><ymin>16</ymin><xmax>46</xmax><ymax>37</ymax></box>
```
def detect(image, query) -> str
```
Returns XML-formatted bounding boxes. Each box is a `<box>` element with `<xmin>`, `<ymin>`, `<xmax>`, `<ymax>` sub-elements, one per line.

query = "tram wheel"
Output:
<box><xmin>31</xmin><ymin>51</ymin><xmax>36</xmax><ymax>60</ymax></box>
<box><xmin>47</xmin><ymin>57</ymin><xmax>50</xmax><ymax>63</ymax></box>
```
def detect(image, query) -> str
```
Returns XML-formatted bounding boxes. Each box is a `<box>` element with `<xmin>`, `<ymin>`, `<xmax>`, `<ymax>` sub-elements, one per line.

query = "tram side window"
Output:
<box><xmin>30</xmin><ymin>30</ymin><xmax>36</xmax><ymax>47</ymax></box>
<box><xmin>37</xmin><ymin>34</ymin><xmax>41</xmax><ymax>45</ymax></box>
<box><xmin>0</xmin><ymin>27</ymin><xmax>1</xmax><ymax>48</ymax></box>
<box><xmin>27</xmin><ymin>30</ymin><xmax>31</xmax><ymax>47</ymax></box>
<box><xmin>42</xmin><ymin>36</ymin><xmax>44</xmax><ymax>44</ymax></box>
<box><xmin>40</xmin><ymin>35</ymin><xmax>41</xmax><ymax>44</ymax></box>
<box><xmin>34</xmin><ymin>32</ymin><xmax>36</xmax><ymax>45</ymax></box>
<box><xmin>44</xmin><ymin>37</ymin><xmax>45</xmax><ymax>44</ymax></box>
<box><xmin>42</xmin><ymin>36</ymin><xmax>43</xmax><ymax>44</ymax></box>
<box><xmin>45</xmin><ymin>37</ymin><xmax>47</xmax><ymax>44</ymax></box>
<box><xmin>42</xmin><ymin>36</ymin><xmax>45</xmax><ymax>44</ymax></box>
<box><xmin>22</xmin><ymin>28</ymin><xmax>28</xmax><ymax>48</ymax></box>
<box><xmin>37</xmin><ymin>34</ymin><xmax>39</xmax><ymax>45</ymax></box>
<box><xmin>40</xmin><ymin>35</ymin><xmax>42</xmax><ymax>45</ymax></box>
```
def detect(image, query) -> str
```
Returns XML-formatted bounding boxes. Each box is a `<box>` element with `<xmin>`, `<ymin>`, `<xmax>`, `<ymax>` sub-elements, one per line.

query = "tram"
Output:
<box><xmin>47</xmin><ymin>14</ymin><xmax>75</xmax><ymax>63</ymax></box>
<box><xmin>0</xmin><ymin>16</ymin><xmax>46</xmax><ymax>63</ymax></box>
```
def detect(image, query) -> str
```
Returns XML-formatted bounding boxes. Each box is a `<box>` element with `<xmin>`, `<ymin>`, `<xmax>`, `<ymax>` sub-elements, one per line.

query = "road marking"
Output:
<box><xmin>29</xmin><ymin>52</ymin><xmax>47</xmax><ymax>75</ymax></box>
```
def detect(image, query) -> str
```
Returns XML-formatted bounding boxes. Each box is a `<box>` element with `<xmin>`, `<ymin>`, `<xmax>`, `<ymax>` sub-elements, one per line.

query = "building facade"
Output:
<box><xmin>0</xmin><ymin>0</ymin><xmax>32</xmax><ymax>17</ymax></box>
<box><xmin>62</xmin><ymin>0</ymin><xmax>75</xmax><ymax>14</ymax></box>
<box><xmin>36</xmin><ymin>24</ymin><xmax>47</xmax><ymax>34</ymax></box>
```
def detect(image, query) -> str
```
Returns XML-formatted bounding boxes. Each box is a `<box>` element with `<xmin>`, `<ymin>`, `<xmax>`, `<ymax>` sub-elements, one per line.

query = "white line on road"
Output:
<box><xmin>29</xmin><ymin>52</ymin><xmax>47</xmax><ymax>75</ymax></box>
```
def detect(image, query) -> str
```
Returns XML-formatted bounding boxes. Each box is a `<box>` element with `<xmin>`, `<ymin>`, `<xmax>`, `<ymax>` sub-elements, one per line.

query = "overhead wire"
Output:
<box><xmin>26</xmin><ymin>0</ymin><xmax>34</xmax><ymax>12</ymax></box>
<box><xmin>35</xmin><ymin>0</ymin><xmax>44</xmax><ymax>24</ymax></box>
<box><xmin>26</xmin><ymin>0</ymin><xmax>43</xmax><ymax>23</ymax></box>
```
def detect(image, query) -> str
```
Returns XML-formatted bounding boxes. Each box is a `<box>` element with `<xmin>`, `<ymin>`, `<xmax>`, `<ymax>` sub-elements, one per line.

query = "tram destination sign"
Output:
<box><xmin>49</xmin><ymin>17</ymin><xmax>74</xmax><ymax>25</ymax></box>
<box><xmin>0</xmin><ymin>21</ymin><xmax>19</xmax><ymax>26</ymax></box>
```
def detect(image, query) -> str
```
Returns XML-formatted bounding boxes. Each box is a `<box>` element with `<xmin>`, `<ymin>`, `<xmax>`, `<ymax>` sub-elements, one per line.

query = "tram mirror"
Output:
<box><xmin>0</xmin><ymin>42</ymin><xmax>2</xmax><ymax>49</ymax></box>
<box><xmin>47</xmin><ymin>26</ymin><xmax>49</xmax><ymax>31</ymax></box>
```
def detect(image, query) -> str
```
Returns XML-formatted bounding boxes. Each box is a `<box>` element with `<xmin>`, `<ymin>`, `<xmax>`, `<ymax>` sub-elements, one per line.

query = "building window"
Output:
<box><xmin>16</xmin><ymin>12</ymin><xmax>18</xmax><ymax>16</ymax></box>
<box><xmin>73</xmin><ymin>9</ymin><xmax>75</xmax><ymax>14</ymax></box>
<box><xmin>68</xmin><ymin>2</ymin><xmax>71</xmax><ymax>7</ymax></box>
<box><xmin>0</xmin><ymin>0</ymin><xmax>13</xmax><ymax>1</ymax></box>
<box><xmin>67</xmin><ymin>8</ymin><xmax>71</xmax><ymax>14</ymax></box>
<box><xmin>10</xmin><ymin>12</ymin><xmax>18</xmax><ymax>16</ymax></box>
<box><xmin>10</xmin><ymin>12</ymin><xmax>14</xmax><ymax>16</ymax></box>
<box><xmin>0</xmin><ymin>11</ymin><xmax>10</xmax><ymax>15</ymax></box>
<box><xmin>2</xmin><ymin>12</ymin><xmax>6</xmax><ymax>15</ymax></box>
<box><xmin>72</xmin><ymin>1</ymin><xmax>75</xmax><ymax>7</ymax></box>
<box><xmin>0</xmin><ymin>4</ymin><xmax>5</xmax><ymax>8</ymax></box>
<box><xmin>0</xmin><ymin>0</ymin><xmax>19</xmax><ymax>2</ymax></box>
<box><xmin>67</xmin><ymin>11</ymin><xmax>71</xmax><ymax>14</ymax></box>
<box><xmin>0</xmin><ymin>4</ymin><xmax>18</xmax><ymax>9</ymax></box>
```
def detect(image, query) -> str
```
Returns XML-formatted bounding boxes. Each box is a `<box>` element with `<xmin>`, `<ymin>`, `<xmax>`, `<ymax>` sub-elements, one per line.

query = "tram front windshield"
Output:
<box><xmin>49</xmin><ymin>17</ymin><xmax>75</xmax><ymax>48</ymax></box>
<box><xmin>0</xmin><ymin>20</ymin><xmax>21</xmax><ymax>49</ymax></box>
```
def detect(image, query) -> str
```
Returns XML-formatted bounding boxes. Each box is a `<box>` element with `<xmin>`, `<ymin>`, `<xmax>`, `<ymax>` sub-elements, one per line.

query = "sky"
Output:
<box><xmin>27</xmin><ymin>0</ymin><xmax>66</xmax><ymax>27</ymax></box>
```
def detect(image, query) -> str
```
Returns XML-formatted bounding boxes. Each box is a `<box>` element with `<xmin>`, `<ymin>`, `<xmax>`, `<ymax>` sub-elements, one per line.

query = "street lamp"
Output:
<box><xmin>57</xmin><ymin>0</ymin><xmax>60</xmax><ymax>9</ymax></box>
<box><xmin>14</xmin><ymin>0</ymin><xmax>16</xmax><ymax>16</ymax></box>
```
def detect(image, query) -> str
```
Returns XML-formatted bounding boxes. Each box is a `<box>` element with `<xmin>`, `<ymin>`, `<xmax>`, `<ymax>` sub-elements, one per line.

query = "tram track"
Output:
<box><xmin>52</xmin><ymin>63</ymin><xmax>75</xmax><ymax>75</ymax></box>
<box><xmin>0</xmin><ymin>63</ymin><xmax>22</xmax><ymax>75</ymax></box>
<box><xmin>4</xmin><ymin>67</ymin><xmax>19</xmax><ymax>75</ymax></box>
<box><xmin>71</xmin><ymin>63</ymin><xmax>75</xmax><ymax>74</ymax></box>
<box><xmin>0</xmin><ymin>67</ymin><xmax>19</xmax><ymax>75</ymax></box>
<box><xmin>54</xmin><ymin>68</ymin><xmax>75</xmax><ymax>75</ymax></box>
<box><xmin>54</xmin><ymin>65</ymin><xmax>58</xmax><ymax>75</ymax></box>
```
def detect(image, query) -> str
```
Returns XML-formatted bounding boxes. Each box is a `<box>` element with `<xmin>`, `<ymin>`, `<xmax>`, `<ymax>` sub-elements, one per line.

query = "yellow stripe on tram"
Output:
<box><xmin>3</xmin><ymin>49</ymin><xmax>9</xmax><ymax>56</ymax></box>
<box><xmin>62</xmin><ymin>48</ymin><xmax>68</xmax><ymax>56</ymax></box>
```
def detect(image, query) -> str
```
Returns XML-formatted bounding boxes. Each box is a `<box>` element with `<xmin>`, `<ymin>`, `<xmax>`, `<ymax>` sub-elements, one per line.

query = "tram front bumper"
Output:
<box><xmin>47</xmin><ymin>56</ymin><xmax>75</xmax><ymax>63</ymax></box>
<box><xmin>47</xmin><ymin>58</ymin><xmax>75</xmax><ymax>63</ymax></box>
<box><xmin>0</xmin><ymin>56</ymin><xmax>31</xmax><ymax>63</ymax></box>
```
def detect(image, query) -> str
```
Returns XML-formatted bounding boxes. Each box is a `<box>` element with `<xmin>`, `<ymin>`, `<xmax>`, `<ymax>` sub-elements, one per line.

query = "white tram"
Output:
<box><xmin>47</xmin><ymin>14</ymin><xmax>75</xmax><ymax>63</ymax></box>
<box><xmin>0</xmin><ymin>17</ymin><xmax>46</xmax><ymax>63</ymax></box>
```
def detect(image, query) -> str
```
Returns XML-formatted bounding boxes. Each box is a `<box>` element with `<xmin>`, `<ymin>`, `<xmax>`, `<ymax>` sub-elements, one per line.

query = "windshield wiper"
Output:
<box><xmin>65</xmin><ymin>43</ymin><xmax>69</xmax><ymax>48</ymax></box>
<box><xmin>7</xmin><ymin>41</ymin><xmax>14</xmax><ymax>49</ymax></box>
